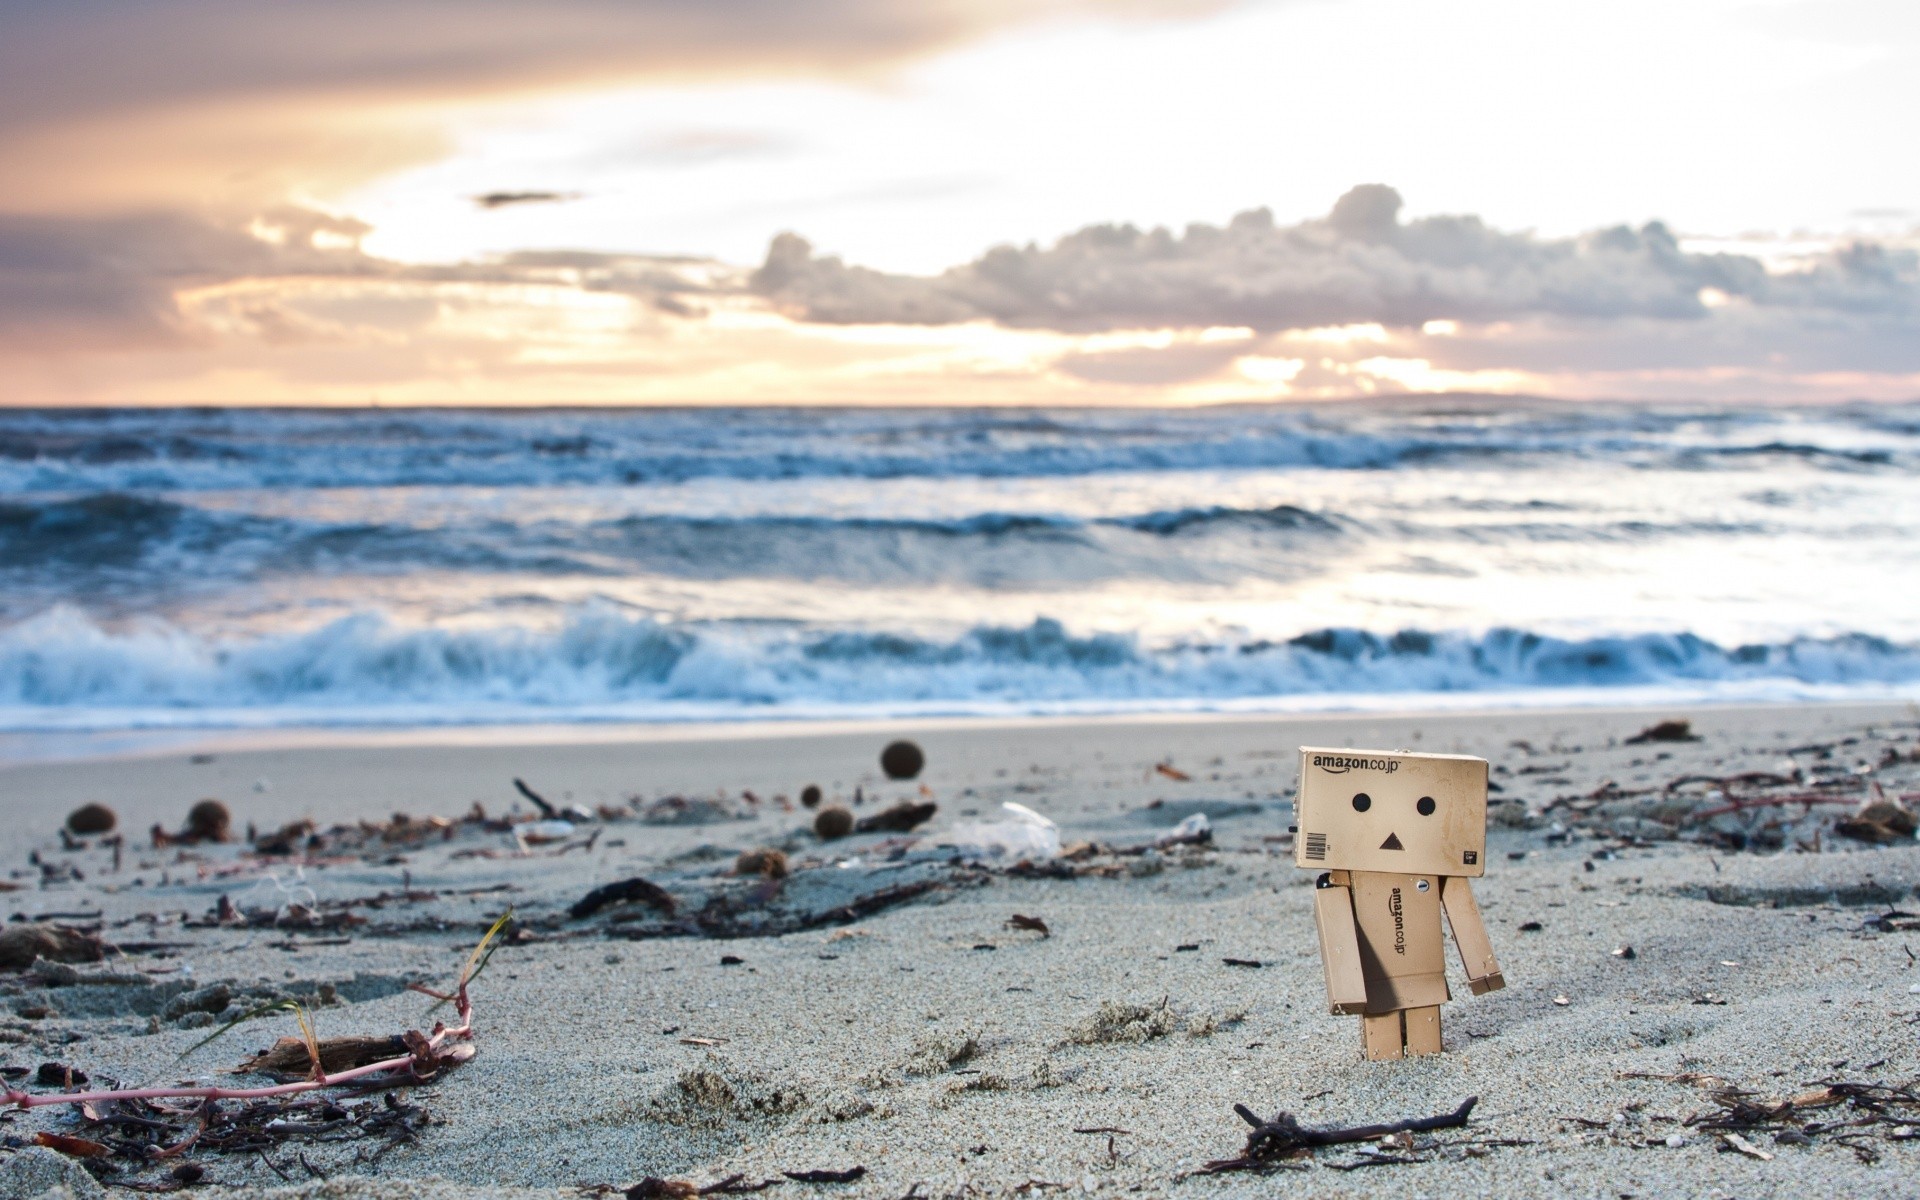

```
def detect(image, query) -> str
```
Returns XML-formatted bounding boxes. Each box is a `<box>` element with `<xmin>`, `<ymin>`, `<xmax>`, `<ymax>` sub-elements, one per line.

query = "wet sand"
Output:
<box><xmin>3</xmin><ymin>703</ymin><xmax>1919</xmax><ymax>1199</ymax></box>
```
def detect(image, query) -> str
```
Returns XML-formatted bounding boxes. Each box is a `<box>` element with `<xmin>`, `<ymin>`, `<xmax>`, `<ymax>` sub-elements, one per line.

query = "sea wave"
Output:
<box><xmin>3</xmin><ymin>604</ymin><xmax>1917</xmax><ymax>730</ymax></box>
<box><xmin>5</xmin><ymin>490</ymin><xmax>1811</xmax><ymax>591</ymax></box>
<box><xmin>4</xmin><ymin>404</ymin><xmax>1915</xmax><ymax>493</ymax></box>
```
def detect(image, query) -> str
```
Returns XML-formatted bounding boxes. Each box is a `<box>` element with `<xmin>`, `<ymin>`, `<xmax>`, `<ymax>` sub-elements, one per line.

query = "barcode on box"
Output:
<box><xmin>1304</xmin><ymin>832</ymin><xmax>1327</xmax><ymax>861</ymax></box>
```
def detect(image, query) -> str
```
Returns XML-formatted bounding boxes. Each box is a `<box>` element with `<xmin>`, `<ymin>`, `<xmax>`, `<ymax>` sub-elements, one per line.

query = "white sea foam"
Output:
<box><xmin>2</xmin><ymin>604</ymin><xmax>1917</xmax><ymax>732</ymax></box>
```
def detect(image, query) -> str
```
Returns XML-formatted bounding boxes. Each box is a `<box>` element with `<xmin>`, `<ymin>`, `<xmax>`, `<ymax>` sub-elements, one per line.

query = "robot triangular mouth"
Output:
<box><xmin>1379</xmin><ymin>832</ymin><xmax>1404</xmax><ymax>850</ymax></box>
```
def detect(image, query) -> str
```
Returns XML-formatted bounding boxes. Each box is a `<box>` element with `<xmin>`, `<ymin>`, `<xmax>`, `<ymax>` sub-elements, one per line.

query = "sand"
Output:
<box><xmin>3</xmin><ymin>702</ymin><xmax>1919</xmax><ymax>1199</ymax></box>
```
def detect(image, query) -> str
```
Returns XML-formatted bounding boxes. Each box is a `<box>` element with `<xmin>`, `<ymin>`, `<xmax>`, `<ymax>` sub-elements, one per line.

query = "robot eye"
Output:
<box><xmin>1351</xmin><ymin>793</ymin><xmax>1371</xmax><ymax>812</ymax></box>
<box><xmin>1416</xmin><ymin>796</ymin><xmax>1436</xmax><ymax>816</ymax></box>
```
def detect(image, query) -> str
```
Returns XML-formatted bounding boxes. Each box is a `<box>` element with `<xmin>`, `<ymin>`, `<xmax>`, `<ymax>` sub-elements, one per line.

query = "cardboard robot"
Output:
<box><xmin>1294</xmin><ymin>747</ymin><xmax>1505</xmax><ymax>1060</ymax></box>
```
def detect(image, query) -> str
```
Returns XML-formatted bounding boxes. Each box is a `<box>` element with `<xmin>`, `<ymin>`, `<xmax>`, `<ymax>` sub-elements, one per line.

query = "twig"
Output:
<box><xmin>1199</xmin><ymin>1096</ymin><xmax>1479</xmax><ymax>1174</ymax></box>
<box><xmin>513</xmin><ymin>778</ymin><xmax>559</xmax><ymax>817</ymax></box>
<box><xmin>783</xmin><ymin>1167</ymin><xmax>867</xmax><ymax>1183</ymax></box>
<box><xmin>256</xmin><ymin>1148</ymin><xmax>293</xmax><ymax>1181</ymax></box>
<box><xmin>1325</xmin><ymin>1153</ymin><xmax>1427</xmax><ymax>1170</ymax></box>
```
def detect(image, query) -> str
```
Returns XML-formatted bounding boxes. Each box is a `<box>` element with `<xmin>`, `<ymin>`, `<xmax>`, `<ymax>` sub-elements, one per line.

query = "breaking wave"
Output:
<box><xmin>3</xmin><ymin>605</ymin><xmax>1917</xmax><ymax>730</ymax></box>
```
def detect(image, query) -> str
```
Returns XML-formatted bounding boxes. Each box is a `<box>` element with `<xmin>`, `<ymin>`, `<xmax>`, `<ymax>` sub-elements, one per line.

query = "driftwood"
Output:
<box><xmin>237</xmin><ymin>1035</ymin><xmax>410</xmax><ymax>1079</ymax></box>
<box><xmin>570</xmin><ymin>876</ymin><xmax>677</xmax><ymax>920</ymax></box>
<box><xmin>0</xmin><ymin>924</ymin><xmax>104</xmax><ymax>970</ymax></box>
<box><xmin>853</xmin><ymin>802</ymin><xmax>937</xmax><ymax>834</ymax></box>
<box><xmin>1199</xmin><ymin>1096</ymin><xmax>1479</xmax><ymax>1174</ymax></box>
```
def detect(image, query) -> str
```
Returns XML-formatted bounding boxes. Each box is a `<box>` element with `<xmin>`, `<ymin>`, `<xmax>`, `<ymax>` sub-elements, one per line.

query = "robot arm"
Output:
<box><xmin>1312</xmin><ymin>872</ymin><xmax>1369</xmax><ymax>1014</ymax></box>
<box><xmin>1440</xmin><ymin>875</ymin><xmax>1505</xmax><ymax>994</ymax></box>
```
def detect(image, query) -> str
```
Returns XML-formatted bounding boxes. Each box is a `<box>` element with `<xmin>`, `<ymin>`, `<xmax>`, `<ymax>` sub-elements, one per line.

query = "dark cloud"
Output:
<box><xmin>472</xmin><ymin>191</ymin><xmax>579</xmax><ymax>209</ymax></box>
<box><xmin>751</xmin><ymin>185</ymin><xmax>1920</xmax><ymax>334</ymax></box>
<box><xmin>0</xmin><ymin>205</ymin><xmax>721</xmax><ymax>349</ymax></box>
<box><xmin>0</xmin><ymin>208</ymin><xmax>381</xmax><ymax>348</ymax></box>
<box><xmin>0</xmin><ymin>1</ymin><xmax>1221</xmax><ymax>137</ymax></box>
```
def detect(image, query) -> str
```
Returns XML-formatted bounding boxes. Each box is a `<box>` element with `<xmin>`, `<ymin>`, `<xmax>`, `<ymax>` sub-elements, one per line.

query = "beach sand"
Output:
<box><xmin>3</xmin><ymin>702</ymin><xmax>1919</xmax><ymax>1199</ymax></box>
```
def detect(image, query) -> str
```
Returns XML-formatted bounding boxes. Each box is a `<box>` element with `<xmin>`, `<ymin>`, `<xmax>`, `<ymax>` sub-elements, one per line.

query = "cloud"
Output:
<box><xmin>0</xmin><ymin>208</ymin><xmax>383</xmax><ymax>349</ymax></box>
<box><xmin>4</xmin><ymin>1</ymin><xmax>1223</xmax><ymax>130</ymax></box>
<box><xmin>472</xmin><ymin>191</ymin><xmax>580</xmax><ymax>210</ymax></box>
<box><xmin>0</xmin><ymin>203</ymin><xmax>725</xmax><ymax>350</ymax></box>
<box><xmin>751</xmin><ymin>184</ymin><xmax>1920</xmax><ymax>335</ymax></box>
<box><xmin>5</xmin><ymin>183</ymin><xmax>1917</xmax><ymax>406</ymax></box>
<box><xmin>0</xmin><ymin>0</ymin><xmax>1232</xmax><ymax>215</ymax></box>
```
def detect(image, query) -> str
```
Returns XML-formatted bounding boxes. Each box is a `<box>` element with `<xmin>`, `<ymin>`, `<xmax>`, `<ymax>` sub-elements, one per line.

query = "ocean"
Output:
<box><xmin>2</xmin><ymin>401</ymin><xmax>1918</xmax><ymax>735</ymax></box>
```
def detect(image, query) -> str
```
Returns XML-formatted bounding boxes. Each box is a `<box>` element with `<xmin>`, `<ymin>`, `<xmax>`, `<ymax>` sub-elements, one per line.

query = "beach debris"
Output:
<box><xmin>1198</xmin><ymin>1096</ymin><xmax>1479</xmax><ymax>1174</ymax></box>
<box><xmin>146</xmin><ymin>797</ymin><xmax>234</xmax><ymax>846</ymax></box>
<box><xmin>1834</xmin><ymin>795</ymin><xmax>1917</xmax><ymax>844</ymax></box>
<box><xmin>1721</xmin><ymin>1131</ymin><xmax>1774</xmax><ymax>1161</ymax></box>
<box><xmin>1155</xmin><ymin>812</ymin><xmax>1212</xmax><ymax>848</ymax></box>
<box><xmin>1006</xmin><ymin>913</ymin><xmax>1050</xmax><ymax>937</ymax></box>
<box><xmin>36</xmin><ymin>1064</ymin><xmax>88</xmax><ymax>1088</ymax></box>
<box><xmin>1612</xmin><ymin>945</ymin><xmax>1637</xmax><ymax>959</ymax></box>
<box><xmin>253</xmin><ymin>818</ymin><xmax>316</xmax><ymax>855</ymax></box>
<box><xmin>855</xmin><ymin>800</ymin><xmax>937</xmax><ymax>834</ymax></box>
<box><xmin>782</xmin><ymin>1166</ymin><xmax>868</xmax><ymax>1184</ymax></box>
<box><xmin>801</xmin><ymin>784</ymin><xmax>823</xmax><ymax>808</ymax></box>
<box><xmin>238</xmin><ymin>1033</ymin><xmax>409</xmax><ymax>1078</ymax></box>
<box><xmin>571</xmin><ymin>876</ymin><xmax>677</xmax><ymax>919</ymax></box>
<box><xmin>0</xmin><ymin>923</ymin><xmax>105</xmax><ymax>970</ymax></box>
<box><xmin>946</xmin><ymin>801</ymin><xmax>1061</xmax><ymax>861</ymax></box>
<box><xmin>1222</xmin><ymin>958</ymin><xmax>1262</xmax><ymax>969</ymax></box>
<box><xmin>1</xmin><ymin>913</ymin><xmax>508</xmax><ymax>1190</ymax></box>
<box><xmin>513</xmin><ymin>777</ymin><xmax>560</xmax><ymax>817</ymax></box>
<box><xmin>735</xmin><ymin>848</ymin><xmax>791</xmax><ymax>879</ymax></box>
<box><xmin>187</xmin><ymin>797</ymin><xmax>233</xmax><ymax>841</ymax></box>
<box><xmin>881</xmin><ymin>740</ymin><xmax>925</xmax><ymax>780</ymax></box>
<box><xmin>625</xmin><ymin>1175</ymin><xmax>778</xmax><ymax>1197</ymax></box>
<box><xmin>1134</xmin><ymin>797</ymin><xmax>1262</xmax><ymax>826</ymax></box>
<box><xmin>1625</xmin><ymin>719</ymin><xmax>1702</xmax><ymax>744</ymax></box>
<box><xmin>65</xmin><ymin>802</ymin><xmax>117</xmax><ymax>835</ymax></box>
<box><xmin>1155</xmin><ymin>761</ymin><xmax>1192</xmax><ymax>781</ymax></box>
<box><xmin>32</xmin><ymin>1131</ymin><xmax>112</xmax><ymax>1157</ymax></box>
<box><xmin>517</xmin><ymin>819</ymin><xmax>577</xmax><ymax>844</ymax></box>
<box><xmin>1617</xmin><ymin>1074</ymin><xmax>1920</xmax><ymax>1163</ymax></box>
<box><xmin>815</xmin><ymin>806</ymin><xmax>855</xmax><ymax>840</ymax></box>
<box><xmin>644</xmin><ymin>795</ymin><xmax>748</xmax><ymax>825</ymax></box>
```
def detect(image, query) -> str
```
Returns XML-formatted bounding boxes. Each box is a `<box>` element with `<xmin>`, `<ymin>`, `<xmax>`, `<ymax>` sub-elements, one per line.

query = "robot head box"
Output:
<box><xmin>1294</xmin><ymin>747</ymin><xmax>1488</xmax><ymax>878</ymax></box>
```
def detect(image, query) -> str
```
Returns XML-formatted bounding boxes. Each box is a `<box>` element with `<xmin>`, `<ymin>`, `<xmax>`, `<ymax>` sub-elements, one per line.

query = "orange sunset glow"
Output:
<box><xmin>2</xmin><ymin>0</ymin><xmax>1916</xmax><ymax>407</ymax></box>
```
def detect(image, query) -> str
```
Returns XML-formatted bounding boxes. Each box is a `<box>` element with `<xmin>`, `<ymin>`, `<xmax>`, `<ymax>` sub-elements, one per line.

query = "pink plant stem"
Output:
<box><xmin>5</xmin><ymin>1003</ymin><xmax>471</xmax><ymax>1112</ymax></box>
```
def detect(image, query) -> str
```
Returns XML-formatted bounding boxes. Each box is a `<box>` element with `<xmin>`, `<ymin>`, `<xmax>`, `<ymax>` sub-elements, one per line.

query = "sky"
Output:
<box><xmin>1</xmin><ymin>0</ymin><xmax>1916</xmax><ymax>407</ymax></box>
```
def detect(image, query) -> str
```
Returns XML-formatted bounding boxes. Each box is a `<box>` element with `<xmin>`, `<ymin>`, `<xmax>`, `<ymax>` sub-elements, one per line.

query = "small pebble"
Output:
<box><xmin>800</xmin><ymin>784</ymin><xmax>823</xmax><ymax>809</ymax></box>
<box><xmin>65</xmin><ymin>803</ymin><xmax>117</xmax><ymax>835</ymax></box>
<box><xmin>880</xmin><ymin>739</ymin><xmax>926</xmax><ymax>780</ymax></box>
<box><xmin>185</xmin><ymin>799</ymin><xmax>232</xmax><ymax>842</ymax></box>
<box><xmin>815</xmin><ymin>806</ymin><xmax>854</xmax><ymax>840</ymax></box>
